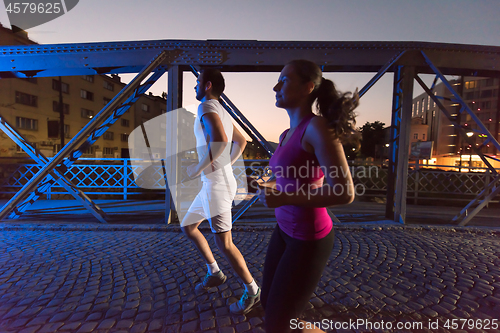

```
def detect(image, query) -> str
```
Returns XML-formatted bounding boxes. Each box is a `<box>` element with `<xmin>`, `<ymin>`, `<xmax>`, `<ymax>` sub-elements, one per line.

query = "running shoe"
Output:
<box><xmin>230</xmin><ymin>288</ymin><xmax>261</xmax><ymax>315</ymax></box>
<box><xmin>195</xmin><ymin>270</ymin><xmax>227</xmax><ymax>293</ymax></box>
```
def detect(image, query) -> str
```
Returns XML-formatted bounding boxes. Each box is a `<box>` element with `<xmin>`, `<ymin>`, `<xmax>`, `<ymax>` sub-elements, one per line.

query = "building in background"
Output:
<box><xmin>411</xmin><ymin>77</ymin><xmax>500</xmax><ymax>169</ymax></box>
<box><xmin>0</xmin><ymin>23</ymin><xmax>166</xmax><ymax>158</ymax></box>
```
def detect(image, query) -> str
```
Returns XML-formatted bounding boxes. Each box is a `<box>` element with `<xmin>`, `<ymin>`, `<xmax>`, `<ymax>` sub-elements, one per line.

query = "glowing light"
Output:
<box><xmin>466</xmin><ymin>132</ymin><xmax>474</xmax><ymax>137</ymax></box>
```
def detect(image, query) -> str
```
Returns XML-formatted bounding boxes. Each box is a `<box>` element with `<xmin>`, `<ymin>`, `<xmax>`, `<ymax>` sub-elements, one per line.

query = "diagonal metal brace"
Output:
<box><xmin>0</xmin><ymin>115</ymin><xmax>108</xmax><ymax>223</ymax></box>
<box><xmin>359</xmin><ymin>51</ymin><xmax>406</xmax><ymax>98</ymax></box>
<box><xmin>453</xmin><ymin>174</ymin><xmax>500</xmax><ymax>225</ymax></box>
<box><xmin>0</xmin><ymin>51</ymin><xmax>169</xmax><ymax>221</ymax></box>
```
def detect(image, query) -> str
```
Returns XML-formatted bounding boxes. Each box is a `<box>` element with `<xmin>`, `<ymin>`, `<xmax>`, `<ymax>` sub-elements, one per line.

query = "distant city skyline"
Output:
<box><xmin>1</xmin><ymin>0</ymin><xmax>499</xmax><ymax>142</ymax></box>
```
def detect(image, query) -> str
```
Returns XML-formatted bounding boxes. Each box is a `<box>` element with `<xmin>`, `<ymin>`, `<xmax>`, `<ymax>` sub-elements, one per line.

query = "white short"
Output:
<box><xmin>185</xmin><ymin>176</ymin><xmax>237</xmax><ymax>233</ymax></box>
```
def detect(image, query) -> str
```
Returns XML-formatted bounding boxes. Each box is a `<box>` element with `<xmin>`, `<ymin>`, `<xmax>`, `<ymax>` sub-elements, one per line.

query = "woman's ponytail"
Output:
<box><xmin>314</xmin><ymin>78</ymin><xmax>360</xmax><ymax>148</ymax></box>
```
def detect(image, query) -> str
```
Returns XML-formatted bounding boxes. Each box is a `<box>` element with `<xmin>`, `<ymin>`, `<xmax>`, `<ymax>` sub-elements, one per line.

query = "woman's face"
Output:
<box><xmin>273</xmin><ymin>65</ymin><xmax>311</xmax><ymax>109</ymax></box>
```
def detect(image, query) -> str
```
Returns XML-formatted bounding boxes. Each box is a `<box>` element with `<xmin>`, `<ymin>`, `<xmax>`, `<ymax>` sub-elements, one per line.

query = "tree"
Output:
<box><xmin>360</xmin><ymin>121</ymin><xmax>386</xmax><ymax>158</ymax></box>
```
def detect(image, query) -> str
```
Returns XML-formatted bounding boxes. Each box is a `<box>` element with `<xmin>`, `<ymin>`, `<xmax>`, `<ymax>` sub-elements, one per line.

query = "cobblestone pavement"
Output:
<box><xmin>0</xmin><ymin>224</ymin><xmax>499</xmax><ymax>333</ymax></box>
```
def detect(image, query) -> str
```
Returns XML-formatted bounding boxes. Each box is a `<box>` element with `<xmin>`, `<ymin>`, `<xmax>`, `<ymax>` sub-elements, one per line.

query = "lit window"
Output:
<box><xmin>465</xmin><ymin>81</ymin><xmax>477</xmax><ymax>89</ymax></box>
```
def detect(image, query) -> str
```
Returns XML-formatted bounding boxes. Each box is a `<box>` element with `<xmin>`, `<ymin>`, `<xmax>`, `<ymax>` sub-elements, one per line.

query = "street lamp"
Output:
<box><xmin>466</xmin><ymin>131</ymin><xmax>474</xmax><ymax>171</ymax></box>
<box><xmin>459</xmin><ymin>131</ymin><xmax>474</xmax><ymax>172</ymax></box>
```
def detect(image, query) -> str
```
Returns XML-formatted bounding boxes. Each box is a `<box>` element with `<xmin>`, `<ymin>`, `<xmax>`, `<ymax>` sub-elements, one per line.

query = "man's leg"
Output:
<box><xmin>181</xmin><ymin>212</ymin><xmax>215</xmax><ymax>264</ymax></box>
<box><xmin>214</xmin><ymin>230</ymin><xmax>253</xmax><ymax>284</ymax></box>
<box><xmin>214</xmin><ymin>229</ymin><xmax>261</xmax><ymax>315</ymax></box>
<box><xmin>181</xmin><ymin>212</ymin><xmax>227</xmax><ymax>291</ymax></box>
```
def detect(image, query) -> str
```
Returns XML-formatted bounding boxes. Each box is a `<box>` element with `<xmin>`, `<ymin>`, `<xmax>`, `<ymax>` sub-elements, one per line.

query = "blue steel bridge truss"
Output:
<box><xmin>0</xmin><ymin>40</ymin><xmax>499</xmax><ymax>225</ymax></box>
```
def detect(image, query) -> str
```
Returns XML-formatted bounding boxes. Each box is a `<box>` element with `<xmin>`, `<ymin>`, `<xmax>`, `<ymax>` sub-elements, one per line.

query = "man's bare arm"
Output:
<box><xmin>230</xmin><ymin>125</ymin><xmax>247</xmax><ymax>165</ymax></box>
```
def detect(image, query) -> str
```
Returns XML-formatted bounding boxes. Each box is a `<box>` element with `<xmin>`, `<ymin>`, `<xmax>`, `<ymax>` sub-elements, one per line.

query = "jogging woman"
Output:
<box><xmin>258</xmin><ymin>59</ymin><xmax>359</xmax><ymax>332</ymax></box>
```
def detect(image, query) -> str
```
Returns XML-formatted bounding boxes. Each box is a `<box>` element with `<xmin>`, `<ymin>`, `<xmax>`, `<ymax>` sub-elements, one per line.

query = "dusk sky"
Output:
<box><xmin>1</xmin><ymin>0</ymin><xmax>499</xmax><ymax>142</ymax></box>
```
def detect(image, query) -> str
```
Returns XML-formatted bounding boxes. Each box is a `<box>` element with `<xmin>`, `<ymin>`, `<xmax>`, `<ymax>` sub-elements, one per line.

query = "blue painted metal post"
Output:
<box><xmin>394</xmin><ymin>66</ymin><xmax>414</xmax><ymax>223</ymax></box>
<box><xmin>386</xmin><ymin>66</ymin><xmax>402</xmax><ymax>220</ymax></box>
<box><xmin>123</xmin><ymin>159</ymin><xmax>128</xmax><ymax>201</ymax></box>
<box><xmin>166</xmin><ymin>65</ymin><xmax>182</xmax><ymax>224</ymax></box>
<box><xmin>385</xmin><ymin>66</ymin><xmax>413</xmax><ymax>223</ymax></box>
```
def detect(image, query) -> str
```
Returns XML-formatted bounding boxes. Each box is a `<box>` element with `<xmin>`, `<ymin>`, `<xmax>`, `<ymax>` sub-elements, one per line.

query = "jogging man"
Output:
<box><xmin>181</xmin><ymin>69</ymin><xmax>260</xmax><ymax>315</ymax></box>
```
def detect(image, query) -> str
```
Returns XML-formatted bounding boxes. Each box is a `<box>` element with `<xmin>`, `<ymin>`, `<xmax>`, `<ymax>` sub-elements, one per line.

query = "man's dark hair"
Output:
<box><xmin>201</xmin><ymin>68</ymin><xmax>225</xmax><ymax>97</ymax></box>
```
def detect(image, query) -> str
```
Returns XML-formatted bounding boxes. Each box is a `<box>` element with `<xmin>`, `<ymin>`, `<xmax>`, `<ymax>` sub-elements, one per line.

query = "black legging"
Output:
<box><xmin>261</xmin><ymin>224</ymin><xmax>335</xmax><ymax>332</ymax></box>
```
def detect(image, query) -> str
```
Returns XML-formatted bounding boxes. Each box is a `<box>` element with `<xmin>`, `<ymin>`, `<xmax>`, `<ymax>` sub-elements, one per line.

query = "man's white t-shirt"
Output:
<box><xmin>194</xmin><ymin>99</ymin><xmax>234</xmax><ymax>182</ymax></box>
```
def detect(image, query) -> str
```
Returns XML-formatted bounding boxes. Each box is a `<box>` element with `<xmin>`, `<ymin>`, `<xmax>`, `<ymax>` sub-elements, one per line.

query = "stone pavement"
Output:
<box><xmin>0</xmin><ymin>223</ymin><xmax>499</xmax><ymax>333</ymax></box>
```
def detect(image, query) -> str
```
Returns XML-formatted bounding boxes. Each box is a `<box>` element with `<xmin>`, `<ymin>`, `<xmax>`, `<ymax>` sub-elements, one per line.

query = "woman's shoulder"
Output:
<box><xmin>305</xmin><ymin>115</ymin><xmax>338</xmax><ymax>144</ymax></box>
<box><xmin>308</xmin><ymin>115</ymin><xmax>331</xmax><ymax>132</ymax></box>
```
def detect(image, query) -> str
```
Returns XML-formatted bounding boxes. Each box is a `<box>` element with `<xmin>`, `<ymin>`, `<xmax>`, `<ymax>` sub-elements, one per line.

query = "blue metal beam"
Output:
<box><xmin>1</xmin><ymin>40</ymin><xmax>500</xmax><ymax>79</ymax></box>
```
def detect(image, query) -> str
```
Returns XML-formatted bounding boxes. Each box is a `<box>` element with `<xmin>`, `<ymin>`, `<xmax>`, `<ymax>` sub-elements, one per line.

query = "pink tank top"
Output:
<box><xmin>268</xmin><ymin>114</ymin><xmax>332</xmax><ymax>241</ymax></box>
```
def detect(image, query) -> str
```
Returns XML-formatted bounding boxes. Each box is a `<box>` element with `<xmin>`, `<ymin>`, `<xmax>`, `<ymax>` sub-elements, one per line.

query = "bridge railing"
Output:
<box><xmin>0</xmin><ymin>158</ymin><xmax>498</xmax><ymax>202</ymax></box>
